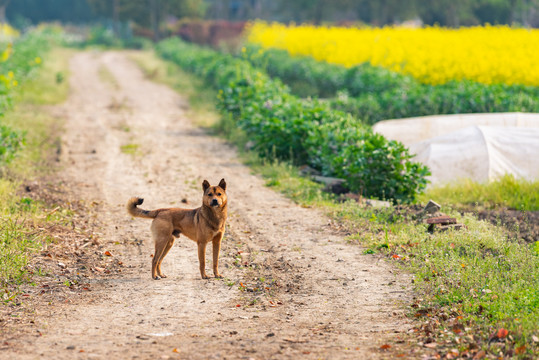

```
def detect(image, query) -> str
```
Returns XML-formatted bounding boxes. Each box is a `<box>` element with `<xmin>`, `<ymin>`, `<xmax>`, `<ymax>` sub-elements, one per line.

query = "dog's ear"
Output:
<box><xmin>218</xmin><ymin>178</ymin><xmax>226</xmax><ymax>191</ymax></box>
<box><xmin>202</xmin><ymin>180</ymin><xmax>210</xmax><ymax>192</ymax></box>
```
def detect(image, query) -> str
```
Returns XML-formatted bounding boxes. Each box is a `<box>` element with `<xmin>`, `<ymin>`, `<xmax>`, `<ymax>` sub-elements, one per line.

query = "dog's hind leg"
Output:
<box><xmin>157</xmin><ymin>237</ymin><xmax>174</xmax><ymax>278</ymax></box>
<box><xmin>151</xmin><ymin>220</ymin><xmax>171</xmax><ymax>280</ymax></box>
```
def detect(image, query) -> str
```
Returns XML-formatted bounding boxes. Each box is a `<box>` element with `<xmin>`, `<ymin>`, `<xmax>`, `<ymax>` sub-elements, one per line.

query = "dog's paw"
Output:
<box><xmin>201</xmin><ymin>274</ymin><xmax>210</xmax><ymax>279</ymax></box>
<box><xmin>159</xmin><ymin>274</ymin><xmax>167</xmax><ymax>278</ymax></box>
<box><xmin>214</xmin><ymin>273</ymin><xmax>223</xmax><ymax>278</ymax></box>
<box><xmin>153</xmin><ymin>275</ymin><xmax>161</xmax><ymax>280</ymax></box>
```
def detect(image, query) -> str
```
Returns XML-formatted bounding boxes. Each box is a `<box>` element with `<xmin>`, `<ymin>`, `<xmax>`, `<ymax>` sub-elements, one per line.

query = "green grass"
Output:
<box><xmin>419</xmin><ymin>175</ymin><xmax>539</xmax><ymax>211</ymax></box>
<box><xmin>0</xmin><ymin>46</ymin><xmax>73</xmax><ymax>296</ymax></box>
<box><xmin>13</xmin><ymin>47</ymin><xmax>74</xmax><ymax>106</ymax></box>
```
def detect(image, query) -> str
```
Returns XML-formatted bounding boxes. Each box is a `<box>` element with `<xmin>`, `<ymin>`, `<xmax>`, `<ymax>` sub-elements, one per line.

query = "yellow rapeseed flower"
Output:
<box><xmin>1</xmin><ymin>47</ymin><xmax>11</xmax><ymax>62</ymax></box>
<box><xmin>35</xmin><ymin>57</ymin><xmax>42</xmax><ymax>64</ymax></box>
<box><xmin>0</xmin><ymin>23</ymin><xmax>19</xmax><ymax>39</ymax></box>
<box><xmin>247</xmin><ymin>22</ymin><xmax>539</xmax><ymax>86</ymax></box>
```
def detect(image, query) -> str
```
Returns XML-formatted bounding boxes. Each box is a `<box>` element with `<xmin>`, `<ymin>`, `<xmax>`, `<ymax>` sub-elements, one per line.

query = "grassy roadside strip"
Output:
<box><xmin>419</xmin><ymin>175</ymin><xmax>539</xmax><ymax>212</ymax></box>
<box><xmin>135</xmin><ymin>49</ymin><xmax>538</xmax><ymax>359</ymax></box>
<box><xmin>0</xmin><ymin>46</ymin><xmax>74</xmax><ymax>300</ymax></box>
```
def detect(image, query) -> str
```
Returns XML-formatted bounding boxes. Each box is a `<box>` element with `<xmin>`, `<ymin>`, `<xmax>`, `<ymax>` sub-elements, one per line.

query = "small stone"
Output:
<box><xmin>423</xmin><ymin>200</ymin><xmax>441</xmax><ymax>214</ymax></box>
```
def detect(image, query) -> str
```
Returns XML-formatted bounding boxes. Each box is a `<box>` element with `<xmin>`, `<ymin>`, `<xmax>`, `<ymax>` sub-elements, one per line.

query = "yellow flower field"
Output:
<box><xmin>247</xmin><ymin>22</ymin><xmax>539</xmax><ymax>86</ymax></box>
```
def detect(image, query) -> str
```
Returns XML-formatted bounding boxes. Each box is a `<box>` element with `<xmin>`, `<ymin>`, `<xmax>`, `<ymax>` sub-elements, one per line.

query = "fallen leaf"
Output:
<box><xmin>380</xmin><ymin>344</ymin><xmax>391</xmax><ymax>350</ymax></box>
<box><xmin>473</xmin><ymin>350</ymin><xmax>486</xmax><ymax>359</ymax></box>
<box><xmin>497</xmin><ymin>328</ymin><xmax>508</xmax><ymax>338</ymax></box>
<box><xmin>104</xmin><ymin>251</ymin><xmax>112</xmax><ymax>256</ymax></box>
<box><xmin>515</xmin><ymin>345</ymin><xmax>526</xmax><ymax>354</ymax></box>
<box><xmin>235</xmin><ymin>304</ymin><xmax>241</xmax><ymax>307</ymax></box>
<box><xmin>172</xmin><ymin>348</ymin><xmax>179</xmax><ymax>353</ymax></box>
<box><xmin>532</xmin><ymin>335</ymin><xmax>539</xmax><ymax>342</ymax></box>
<box><xmin>424</xmin><ymin>342</ymin><xmax>438</xmax><ymax>348</ymax></box>
<box><xmin>392</xmin><ymin>254</ymin><xmax>400</xmax><ymax>259</ymax></box>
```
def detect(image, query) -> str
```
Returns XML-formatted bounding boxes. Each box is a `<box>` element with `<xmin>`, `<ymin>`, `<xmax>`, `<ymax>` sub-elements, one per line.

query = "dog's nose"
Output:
<box><xmin>211</xmin><ymin>199</ymin><xmax>219</xmax><ymax>206</ymax></box>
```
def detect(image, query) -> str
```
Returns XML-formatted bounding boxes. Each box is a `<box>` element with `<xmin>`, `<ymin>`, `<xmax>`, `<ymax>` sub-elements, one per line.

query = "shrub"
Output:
<box><xmin>157</xmin><ymin>38</ymin><xmax>429</xmax><ymax>202</ymax></box>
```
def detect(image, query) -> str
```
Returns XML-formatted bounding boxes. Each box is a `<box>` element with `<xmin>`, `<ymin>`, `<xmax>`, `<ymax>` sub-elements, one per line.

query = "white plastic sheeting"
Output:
<box><xmin>373</xmin><ymin>113</ymin><xmax>539</xmax><ymax>185</ymax></box>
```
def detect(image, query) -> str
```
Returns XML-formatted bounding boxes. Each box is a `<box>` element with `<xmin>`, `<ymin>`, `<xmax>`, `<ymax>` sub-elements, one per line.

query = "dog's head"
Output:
<box><xmin>202</xmin><ymin>178</ymin><xmax>227</xmax><ymax>208</ymax></box>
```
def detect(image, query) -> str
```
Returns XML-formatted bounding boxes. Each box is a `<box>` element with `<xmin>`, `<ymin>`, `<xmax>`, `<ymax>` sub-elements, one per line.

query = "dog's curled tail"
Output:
<box><xmin>127</xmin><ymin>197</ymin><xmax>158</xmax><ymax>219</ymax></box>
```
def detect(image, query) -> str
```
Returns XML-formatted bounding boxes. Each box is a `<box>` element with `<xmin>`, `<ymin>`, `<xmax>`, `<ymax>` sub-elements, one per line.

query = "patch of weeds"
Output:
<box><xmin>419</xmin><ymin>174</ymin><xmax>539</xmax><ymax>211</ymax></box>
<box><xmin>0</xmin><ymin>218</ymin><xmax>43</xmax><ymax>294</ymax></box>
<box><xmin>0</xmin><ymin>46</ymin><xmax>78</xmax><ymax>300</ymax></box>
<box><xmin>120</xmin><ymin>143</ymin><xmax>141</xmax><ymax>156</ymax></box>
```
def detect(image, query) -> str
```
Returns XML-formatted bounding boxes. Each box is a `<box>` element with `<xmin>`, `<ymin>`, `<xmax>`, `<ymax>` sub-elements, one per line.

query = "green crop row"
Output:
<box><xmin>156</xmin><ymin>38</ymin><xmax>429</xmax><ymax>203</ymax></box>
<box><xmin>0</xmin><ymin>29</ymin><xmax>52</xmax><ymax>165</ymax></box>
<box><xmin>242</xmin><ymin>46</ymin><xmax>539</xmax><ymax>124</ymax></box>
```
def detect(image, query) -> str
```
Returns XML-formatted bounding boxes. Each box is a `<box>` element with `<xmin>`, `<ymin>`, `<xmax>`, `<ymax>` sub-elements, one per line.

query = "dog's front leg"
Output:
<box><xmin>212</xmin><ymin>232</ymin><xmax>223</xmax><ymax>278</ymax></box>
<box><xmin>197</xmin><ymin>242</ymin><xmax>209</xmax><ymax>279</ymax></box>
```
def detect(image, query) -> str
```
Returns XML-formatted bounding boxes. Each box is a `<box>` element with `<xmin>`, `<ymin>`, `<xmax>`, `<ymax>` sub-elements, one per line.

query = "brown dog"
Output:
<box><xmin>127</xmin><ymin>179</ymin><xmax>228</xmax><ymax>280</ymax></box>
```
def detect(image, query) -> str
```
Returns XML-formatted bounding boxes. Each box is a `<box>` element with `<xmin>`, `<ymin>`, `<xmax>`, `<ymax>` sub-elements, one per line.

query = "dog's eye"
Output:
<box><xmin>217</xmin><ymin>193</ymin><xmax>222</xmax><ymax>196</ymax></box>
<box><xmin>207</xmin><ymin>193</ymin><xmax>212</xmax><ymax>196</ymax></box>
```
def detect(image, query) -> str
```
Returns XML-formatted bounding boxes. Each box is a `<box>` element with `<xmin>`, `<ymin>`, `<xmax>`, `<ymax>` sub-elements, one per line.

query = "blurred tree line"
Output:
<box><xmin>205</xmin><ymin>0</ymin><xmax>539</xmax><ymax>27</ymax></box>
<box><xmin>3</xmin><ymin>0</ymin><xmax>539</xmax><ymax>28</ymax></box>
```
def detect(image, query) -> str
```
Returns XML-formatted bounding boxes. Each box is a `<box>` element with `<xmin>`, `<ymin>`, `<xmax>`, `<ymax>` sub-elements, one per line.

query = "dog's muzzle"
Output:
<box><xmin>211</xmin><ymin>199</ymin><xmax>219</xmax><ymax>207</ymax></box>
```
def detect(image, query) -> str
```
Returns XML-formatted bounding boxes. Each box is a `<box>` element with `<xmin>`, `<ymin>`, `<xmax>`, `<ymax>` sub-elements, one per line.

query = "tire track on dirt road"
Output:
<box><xmin>4</xmin><ymin>51</ymin><xmax>411</xmax><ymax>359</ymax></box>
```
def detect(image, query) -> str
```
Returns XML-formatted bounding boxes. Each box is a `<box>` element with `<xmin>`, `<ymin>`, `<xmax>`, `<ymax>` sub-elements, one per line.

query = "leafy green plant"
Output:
<box><xmin>0</xmin><ymin>124</ymin><xmax>24</xmax><ymax>164</ymax></box>
<box><xmin>242</xmin><ymin>46</ymin><xmax>539</xmax><ymax>124</ymax></box>
<box><xmin>156</xmin><ymin>38</ymin><xmax>429</xmax><ymax>202</ymax></box>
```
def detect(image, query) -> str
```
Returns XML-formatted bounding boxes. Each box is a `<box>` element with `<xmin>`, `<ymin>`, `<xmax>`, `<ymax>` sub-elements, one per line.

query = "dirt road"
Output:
<box><xmin>3</xmin><ymin>51</ymin><xmax>411</xmax><ymax>359</ymax></box>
